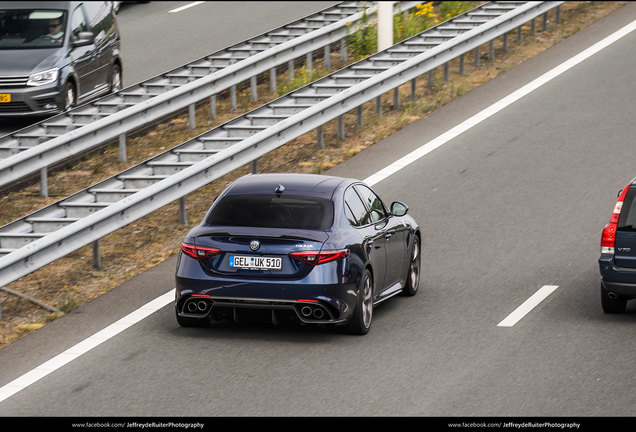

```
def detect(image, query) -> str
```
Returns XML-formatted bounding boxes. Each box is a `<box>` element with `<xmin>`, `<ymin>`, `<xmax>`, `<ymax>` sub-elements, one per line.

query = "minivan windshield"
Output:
<box><xmin>0</xmin><ymin>9</ymin><xmax>67</xmax><ymax>49</ymax></box>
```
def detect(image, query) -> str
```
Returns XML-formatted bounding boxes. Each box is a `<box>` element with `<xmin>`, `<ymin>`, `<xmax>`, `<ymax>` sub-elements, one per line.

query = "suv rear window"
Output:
<box><xmin>618</xmin><ymin>187</ymin><xmax>636</xmax><ymax>231</ymax></box>
<box><xmin>206</xmin><ymin>194</ymin><xmax>334</xmax><ymax>230</ymax></box>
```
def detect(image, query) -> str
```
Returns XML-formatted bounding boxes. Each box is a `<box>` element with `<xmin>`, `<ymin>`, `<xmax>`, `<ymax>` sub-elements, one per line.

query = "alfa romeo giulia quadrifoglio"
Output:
<box><xmin>174</xmin><ymin>173</ymin><xmax>421</xmax><ymax>335</ymax></box>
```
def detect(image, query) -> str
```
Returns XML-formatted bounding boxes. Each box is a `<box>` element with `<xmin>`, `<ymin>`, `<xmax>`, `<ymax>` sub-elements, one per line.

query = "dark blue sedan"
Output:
<box><xmin>174</xmin><ymin>173</ymin><xmax>421</xmax><ymax>334</ymax></box>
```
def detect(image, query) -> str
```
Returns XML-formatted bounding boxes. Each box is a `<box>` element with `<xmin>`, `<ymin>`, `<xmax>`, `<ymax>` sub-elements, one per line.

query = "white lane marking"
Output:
<box><xmin>497</xmin><ymin>285</ymin><xmax>559</xmax><ymax>327</ymax></box>
<box><xmin>364</xmin><ymin>19</ymin><xmax>636</xmax><ymax>187</ymax></box>
<box><xmin>1</xmin><ymin>18</ymin><xmax>636</xmax><ymax>406</ymax></box>
<box><xmin>169</xmin><ymin>1</ymin><xmax>204</xmax><ymax>13</ymax></box>
<box><xmin>0</xmin><ymin>290</ymin><xmax>175</xmax><ymax>404</ymax></box>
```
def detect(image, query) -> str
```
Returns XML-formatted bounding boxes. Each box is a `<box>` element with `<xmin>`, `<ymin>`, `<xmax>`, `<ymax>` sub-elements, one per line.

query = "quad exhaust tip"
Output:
<box><xmin>299</xmin><ymin>304</ymin><xmax>326</xmax><ymax>320</ymax></box>
<box><xmin>184</xmin><ymin>298</ymin><xmax>211</xmax><ymax>314</ymax></box>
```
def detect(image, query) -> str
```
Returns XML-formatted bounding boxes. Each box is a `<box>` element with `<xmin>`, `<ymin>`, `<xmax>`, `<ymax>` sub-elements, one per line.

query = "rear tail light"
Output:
<box><xmin>601</xmin><ymin>185</ymin><xmax>631</xmax><ymax>256</ymax></box>
<box><xmin>289</xmin><ymin>249</ymin><xmax>349</xmax><ymax>265</ymax></box>
<box><xmin>181</xmin><ymin>243</ymin><xmax>222</xmax><ymax>260</ymax></box>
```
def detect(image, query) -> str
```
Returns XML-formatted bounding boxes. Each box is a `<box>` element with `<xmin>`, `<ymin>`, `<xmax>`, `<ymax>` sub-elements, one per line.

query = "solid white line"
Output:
<box><xmin>497</xmin><ymin>285</ymin><xmax>559</xmax><ymax>327</ymax></box>
<box><xmin>0</xmin><ymin>290</ymin><xmax>175</xmax><ymax>404</ymax></box>
<box><xmin>1</xmin><ymin>18</ymin><xmax>636</xmax><ymax>406</ymax></box>
<box><xmin>169</xmin><ymin>1</ymin><xmax>204</xmax><ymax>14</ymax></box>
<box><xmin>365</xmin><ymin>19</ymin><xmax>636</xmax><ymax>186</ymax></box>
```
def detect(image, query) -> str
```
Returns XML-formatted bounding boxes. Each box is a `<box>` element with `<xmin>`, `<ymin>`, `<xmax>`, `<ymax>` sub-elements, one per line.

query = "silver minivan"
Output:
<box><xmin>0</xmin><ymin>1</ymin><xmax>122</xmax><ymax>116</ymax></box>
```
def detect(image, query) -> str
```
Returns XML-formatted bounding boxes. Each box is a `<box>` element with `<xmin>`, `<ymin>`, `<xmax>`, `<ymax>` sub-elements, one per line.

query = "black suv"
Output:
<box><xmin>0</xmin><ymin>1</ymin><xmax>122</xmax><ymax>116</ymax></box>
<box><xmin>599</xmin><ymin>177</ymin><xmax>636</xmax><ymax>312</ymax></box>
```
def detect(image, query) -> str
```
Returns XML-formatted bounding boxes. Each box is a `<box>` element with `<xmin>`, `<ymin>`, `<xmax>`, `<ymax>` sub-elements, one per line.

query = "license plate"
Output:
<box><xmin>229</xmin><ymin>255</ymin><xmax>282</xmax><ymax>270</ymax></box>
<box><xmin>0</xmin><ymin>94</ymin><xmax>10</xmax><ymax>103</ymax></box>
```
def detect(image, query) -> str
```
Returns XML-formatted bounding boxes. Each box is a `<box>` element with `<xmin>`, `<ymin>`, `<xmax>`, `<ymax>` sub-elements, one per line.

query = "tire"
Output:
<box><xmin>110</xmin><ymin>63</ymin><xmax>122</xmax><ymax>93</ymax></box>
<box><xmin>60</xmin><ymin>80</ymin><xmax>76</xmax><ymax>112</ymax></box>
<box><xmin>346</xmin><ymin>268</ymin><xmax>373</xmax><ymax>335</ymax></box>
<box><xmin>601</xmin><ymin>284</ymin><xmax>627</xmax><ymax>313</ymax></box>
<box><xmin>402</xmin><ymin>234</ymin><xmax>420</xmax><ymax>297</ymax></box>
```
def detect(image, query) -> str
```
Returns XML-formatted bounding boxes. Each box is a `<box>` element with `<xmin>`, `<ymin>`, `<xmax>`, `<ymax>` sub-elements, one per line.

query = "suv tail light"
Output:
<box><xmin>289</xmin><ymin>249</ymin><xmax>349</xmax><ymax>265</ymax></box>
<box><xmin>181</xmin><ymin>243</ymin><xmax>222</xmax><ymax>260</ymax></box>
<box><xmin>601</xmin><ymin>185</ymin><xmax>631</xmax><ymax>256</ymax></box>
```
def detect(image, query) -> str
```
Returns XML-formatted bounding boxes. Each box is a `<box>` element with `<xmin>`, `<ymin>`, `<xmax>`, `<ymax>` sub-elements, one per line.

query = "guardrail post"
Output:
<box><xmin>517</xmin><ymin>26</ymin><xmax>523</xmax><ymax>43</ymax></box>
<box><xmin>530</xmin><ymin>18</ymin><xmax>536</xmax><ymax>36</ymax></box>
<box><xmin>316</xmin><ymin>125</ymin><xmax>324</xmax><ymax>149</ymax></box>
<box><xmin>489</xmin><ymin>40</ymin><xmax>495</xmax><ymax>61</ymax></box>
<box><xmin>556</xmin><ymin>6</ymin><xmax>561</xmax><ymax>24</ymax></box>
<box><xmin>444</xmin><ymin>63</ymin><xmax>449</xmax><ymax>81</ymax></box>
<box><xmin>410</xmin><ymin>78</ymin><xmax>416</xmax><ymax>100</ymax></box>
<box><xmin>270</xmin><ymin>68</ymin><xmax>277</xmax><ymax>93</ymax></box>
<box><xmin>393</xmin><ymin>88</ymin><xmax>400</xmax><ymax>109</ymax></box>
<box><xmin>306</xmin><ymin>52</ymin><xmax>313</xmax><ymax>73</ymax></box>
<box><xmin>118</xmin><ymin>133</ymin><xmax>127</xmax><ymax>162</ymax></box>
<box><xmin>337</xmin><ymin>115</ymin><xmax>345</xmax><ymax>139</ymax></box>
<box><xmin>40</xmin><ymin>167</ymin><xmax>48</xmax><ymax>198</ymax></box>
<box><xmin>250</xmin><ymin>76</ymin><xmax>258</xmax><ymax>102</ymax></box>
<box><xmin>210</xmin><ymin>95</ymin><xmax>216</xmax><ymax>120</ymax></box>
<box><xmin>474</xmin><ymin>46</ymin><xmax>480</xmax><ymax>67</ymax></box>
<box><xmin>427</xmin><ymin>70</ymin><xmax>433</xmax><ymax>89</ymax></box>
<box><xmin>252</xmin><ymin>159</ymin><xmax>258</xmax><ymax>174</ymax></box>
<box><xmin>503</xmin><ymin>33</ymin><xmax>508</xmax><ymax>52</ymax></box>
<box><xmin>188</xmin><ymin>103</ymin><xmax>196</xmax><ymax>129</ymax></box>
<box><xmin>288</xmin><ymin>59</ymin><xmax>295</xmax><ymax>79</ymax></box>
<box><xmin>542</xmin><ymin>12</ymin><xmax>548</xmax><ymax>31</ymax></box>
<box><xmin>179</xmin><ymin>197</ymin><xmax>187</xmax><ymax>224</ymax></box>
<box><xmin>459</xmin><ymin>54</ymin><xmax>465</xmax><ymax>75</ymax></box>
<box><xmin>92</xmin><ymin>240</ymin><xmax>101</xmax><ymax>270</ymax></box>
<box><xmin>230</xmin><ymin>85</ymin><xmax>237</xmax><ymax>110</ymax></box>
<box><xmin>356</xmin><ymin>105</ymin><xmax>363</xmax><ymax>126</ymax></box>
<box><xmin>324</xmin><ymin>45</ymin><xmax>331</xmax><ymax>69</ymax></box>
<box><xmin>340</xmin><ymin>39</ymin><xmax>347</xmax><ymax>61</ymax></box>
<box><xmin>376</xmin><ymin>95</ymin><xmax>382</xmax><ymax>117</ymax></box>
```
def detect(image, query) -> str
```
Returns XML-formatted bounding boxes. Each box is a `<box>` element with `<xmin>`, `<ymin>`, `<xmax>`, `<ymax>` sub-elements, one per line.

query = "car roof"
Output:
<box><xmin>225</xmin><ymin>173</ymin><xmax>352</xmax><ymax>198</ymax></box>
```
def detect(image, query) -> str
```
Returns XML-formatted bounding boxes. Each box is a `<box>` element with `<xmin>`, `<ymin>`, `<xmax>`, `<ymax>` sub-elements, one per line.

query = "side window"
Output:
<box><xmin>354</xmin><ymin>185</ymin><xmax>387</xmax><ymax>223</ymax></box>
<box><xmin>70</xmin><ymin>7</ymin><xmax>87</xmax><ymax>41</ymax></box>
<box><xmin>82</xmin><ymin>2</ymin><xmax>114</xmax><ymax>41</ymax></box>
<box><xmin>344</xmin><ymin>187</ymin><xmax>368</xmax><ymax>227</ymax></box>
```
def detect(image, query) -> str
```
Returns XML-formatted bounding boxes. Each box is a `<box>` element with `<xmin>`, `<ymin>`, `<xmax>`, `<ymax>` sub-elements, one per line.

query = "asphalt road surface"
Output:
<box><xmin>1</xmin><ymin>2</ymin><xmax>636</xmax><ymax>418</ymax></box>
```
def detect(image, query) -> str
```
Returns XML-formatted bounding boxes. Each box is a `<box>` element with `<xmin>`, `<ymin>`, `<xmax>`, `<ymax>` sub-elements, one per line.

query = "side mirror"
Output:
<box><xmin>390</xmin><ymin>201</ymin><xmax>409</xmax><ymax>216</ymax></box>
<box><xmin>72</xmin><ymin>31</ymin><xmax>94</xmax><ymax>47</ymax></box>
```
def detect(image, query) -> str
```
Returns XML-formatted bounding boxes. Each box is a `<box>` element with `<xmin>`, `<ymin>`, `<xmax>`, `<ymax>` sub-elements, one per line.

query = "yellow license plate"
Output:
<box><xmin>0</xmin><ymin>94</ymin><xmax>10</xmax><ymax>103</ymax></box>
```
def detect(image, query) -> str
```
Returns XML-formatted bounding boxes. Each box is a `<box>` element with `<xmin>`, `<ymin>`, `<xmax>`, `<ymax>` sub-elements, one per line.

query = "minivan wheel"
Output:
<box><xmin>346</xmin><ymin>269</ymin><xmax>373</xmax><ymax>335</ymax></box>
<box><xmin>110</xmin><ymin>64</ymin><xmax>122</xmax><ymax>93</ymax></box>
<box><xmin>60</xmin><ymin>81</ymin><xmax>76</xmax><ymax>112</ymax></box>
<box><xmin>601</xmin><ymin>284</ymin><xmax>627</xmax><ymax>313</ymax></box>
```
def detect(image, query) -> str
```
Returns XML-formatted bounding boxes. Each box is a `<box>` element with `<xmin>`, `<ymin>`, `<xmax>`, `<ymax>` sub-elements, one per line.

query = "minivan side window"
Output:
<box><xmin>70</xmin><ymin>7</ymin><xmax>87</xmax><ymax>41</ymax></box>
<box><xmin>354</xmin><ymin>185</ymin><xmax>387</xmax><ymax>223</ymax></box>
<box><xmin>82</xmin><ymin>2</ymin><xmax>115</xmax><ymax>42</ymax></box>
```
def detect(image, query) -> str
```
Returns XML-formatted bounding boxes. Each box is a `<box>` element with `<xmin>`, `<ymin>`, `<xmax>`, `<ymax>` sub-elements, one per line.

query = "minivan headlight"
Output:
<box><xmin>27</xmin><ymin>68</ymin><xmax>59</xmax><ymax>86</ymax></box>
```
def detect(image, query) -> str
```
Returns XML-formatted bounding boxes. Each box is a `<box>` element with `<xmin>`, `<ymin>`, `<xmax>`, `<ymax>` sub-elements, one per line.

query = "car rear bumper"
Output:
<box><xmin>175</xmin><ymin>276</ymin><xmax>358</xmax><ymax>325</ymax></box>
<box><xmin>599</xmin><ymin>256</ymin><xmax>636</xmax><ymax>298</ymax></box>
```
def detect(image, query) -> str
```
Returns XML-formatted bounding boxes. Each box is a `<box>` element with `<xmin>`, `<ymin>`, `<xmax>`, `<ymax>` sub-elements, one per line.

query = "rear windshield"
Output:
<box><xmin>618</xmin><ymin>187</ymin><xmax>636</xmax><ymax>231</ymax></box>
<box><xmin>0</xmin><ymin>9</ymin><xmax>67</xmax><ymax>49</ymax></box>
<box><xmin>206</xmin><ymin>194</ymin><xmax>334</xmax><ymax>230</ymax></box>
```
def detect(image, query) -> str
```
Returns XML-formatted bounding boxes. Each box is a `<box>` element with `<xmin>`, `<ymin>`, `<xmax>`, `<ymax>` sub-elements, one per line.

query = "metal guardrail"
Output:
<box><xmin>0</xmin><ymin>1</ymin><xmax>421</xmax><ymax>195</ymax></box>
<box><xmin>0</xmin><ymin>1</ymin><xmax>564</xmax><ymax>299</ymax></box>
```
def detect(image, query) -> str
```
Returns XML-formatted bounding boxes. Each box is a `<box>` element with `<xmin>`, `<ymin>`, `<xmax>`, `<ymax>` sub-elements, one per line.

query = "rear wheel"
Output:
<box><xmin>601</xmin><ymin>284</ymin><xmax>627</xmax><ymax>313</ymax></box>
<box><xmin>110</xmin><ymin>63</ymin><xmax>122</xmax><ymax>93</ymax></box>
<box><xmin>402</xmin><ymin>235</ymin><xmax>420</xmax><ymax>296</ymax></box>
<box><xmin>346</xmin><ymin>269</ymin><xmax>373</xmax><ymax>335</ymax></box>
<box><xmin>60</xmin><ymin>80</ymin><xmax>76</xmax><ymax>112</ymax></box>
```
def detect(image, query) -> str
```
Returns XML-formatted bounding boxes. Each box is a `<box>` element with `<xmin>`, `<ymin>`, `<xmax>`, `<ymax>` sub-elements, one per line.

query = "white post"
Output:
<box><xmin>377</xmin><ymin>2</ymin><xmax>394</xmax><ymax>51</ymax></box>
